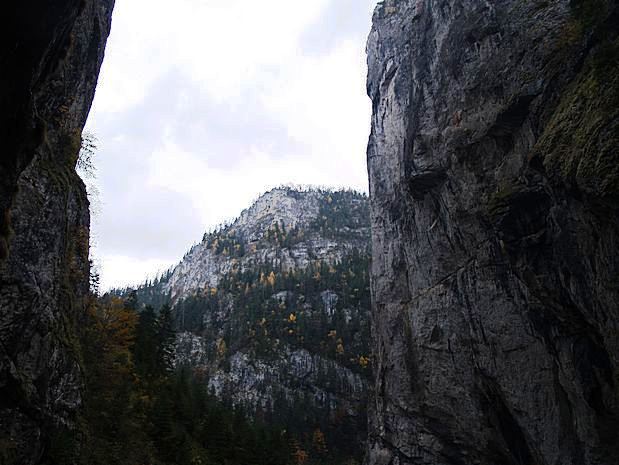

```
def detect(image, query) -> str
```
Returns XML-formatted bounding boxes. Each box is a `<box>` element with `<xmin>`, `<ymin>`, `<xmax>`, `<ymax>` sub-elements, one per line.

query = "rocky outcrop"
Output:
<box><xmin>176</xmin><ymin>333</ymin><xmax>367</xmax><ymax>422</ymax></box>
<box><xmin>0</xmin><ymin>2</ymin><xmax>114</xmax><ymax>463</ymax></box>
<box><xmin>366</xmin><ymin>1</ymin><xmax>618</xmax><ymax>464</ymax></box>
<box><xmin>161</xmin><ymin>188</ymin><xmax>370</xmax><ymax>302</ymax></box>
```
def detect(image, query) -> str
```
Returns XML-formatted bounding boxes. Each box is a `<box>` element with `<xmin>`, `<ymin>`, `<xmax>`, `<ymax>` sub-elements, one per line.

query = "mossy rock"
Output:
<box><xmin>60</xmin><ymin>129</ymin><xmax>83</xmax><ymax>167</ymax></box>
<box><xmin>486</xmin><ymin>183</ymin><xmax>522</xmax><ymax>221</ymax></box>
<box><xmin>570</xmin><ymin>0</ymin><xmax>611</xmax><ymax>30</ymax></box>
<box><xmin>533</xmin><ymin>37</ymin><xmax>619</xmax><ymax>199</ymax></box>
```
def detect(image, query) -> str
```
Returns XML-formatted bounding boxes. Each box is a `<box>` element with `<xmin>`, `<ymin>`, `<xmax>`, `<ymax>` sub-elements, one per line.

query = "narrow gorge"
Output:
<box><xmin>0</xmin><ymin>1</ymin><xmax>617</xmax><ymax>465</ymax></box>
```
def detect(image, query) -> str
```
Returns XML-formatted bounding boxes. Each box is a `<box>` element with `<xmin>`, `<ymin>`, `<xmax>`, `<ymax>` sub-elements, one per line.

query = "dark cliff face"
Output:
<box><xmin>366</xmin><ymin>1</ymin><xmax>618</xmax><ymax>464</ymax></box>
<box><xmin>0</xmin><ymin>1</ymin><xmax>114</xmax><ymax>463</ymax></box>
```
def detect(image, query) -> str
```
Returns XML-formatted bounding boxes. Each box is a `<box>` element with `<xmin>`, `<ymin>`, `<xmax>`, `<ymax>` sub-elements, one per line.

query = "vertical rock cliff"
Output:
<box><xmin>366</xmin><ymin>1</ymin><xmax>618</xmax><ymax>464</ymax></box>
<box><xmin>0</xmin><ymin>2</ymin><xmax>114</xmax><ymax>463</ymax></box>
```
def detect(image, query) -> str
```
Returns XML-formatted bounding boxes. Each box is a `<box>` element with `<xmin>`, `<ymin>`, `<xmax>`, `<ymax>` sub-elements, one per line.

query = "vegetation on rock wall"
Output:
<box><xmin>175</xmin><ymin>251</ymin><xmax>371</xmax><ymax>373</ymax></box>
<box><xmin>534</xmin><ymin>36</ymin><xmax>619</xmax><ymax>199</ymax></box>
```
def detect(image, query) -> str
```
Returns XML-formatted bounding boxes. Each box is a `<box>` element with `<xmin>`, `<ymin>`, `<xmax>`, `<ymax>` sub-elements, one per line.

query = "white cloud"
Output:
<box><xmin>147</xmin><ymin>140</ymin><xmax>345</xmax><ymax>229</ymax></box>
<box><xmin>98</xmin><ymin>255</ymin><xmax>176</xmax><ymax>290</ymax></box>
<box><xmin>88</xmin><ymin>0</ymin><xmax>380</xmax><ymax>290</ymax></box>
<box><xmin>94</xmin><ymin>0</ymin><xmax>332</xmax><ymax>112</ymax></box>
<box><xmin>261</xmin><ymin>38</ymin><xmax>370</xmax><ymax>188</ymax></box>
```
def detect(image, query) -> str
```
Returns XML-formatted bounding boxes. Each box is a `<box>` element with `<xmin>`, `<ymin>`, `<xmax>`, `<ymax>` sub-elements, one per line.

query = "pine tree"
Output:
<box><xmin>134</xmin><ymin>305</ymin><xmax>158</xmax><ymax>379</ymax></box>
<box><xmin>157</xmin><ymin>304</ymin><xmax>176</xmax><ymax>375</ymax></box>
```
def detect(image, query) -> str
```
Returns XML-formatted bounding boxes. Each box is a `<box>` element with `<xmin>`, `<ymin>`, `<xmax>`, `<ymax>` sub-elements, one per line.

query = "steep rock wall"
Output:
<box><xmin>0</xmin><ymin>1</ymin><xmax>114</xmax><ymax>463</ymax></box>
<box><xmin>366</xmin><ymin>1</ymin><xmax>618</xmax><ymax>464</ymax></box>
<box><xmin>176</xmin><ymin>333</ymin><xmax>368</xmax><ymax>433</ymax></box>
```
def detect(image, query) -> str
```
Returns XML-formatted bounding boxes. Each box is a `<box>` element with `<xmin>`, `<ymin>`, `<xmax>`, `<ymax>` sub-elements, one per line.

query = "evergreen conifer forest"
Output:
<box><xmin>56</xmin><ymin>296</ymin><xmax>295</xmax><ymax>465</ymax></box>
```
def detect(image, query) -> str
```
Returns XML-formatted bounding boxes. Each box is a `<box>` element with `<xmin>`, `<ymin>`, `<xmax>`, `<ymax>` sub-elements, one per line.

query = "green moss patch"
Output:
<box><xmin>570</xmin><ymin>0</ymin><xmax>610</xmax><ymax>30</ymax></box>
<box><xmin>533</xmin><ymin>37</ymin><xmax>619</xmax><ymax>198</ymax></box>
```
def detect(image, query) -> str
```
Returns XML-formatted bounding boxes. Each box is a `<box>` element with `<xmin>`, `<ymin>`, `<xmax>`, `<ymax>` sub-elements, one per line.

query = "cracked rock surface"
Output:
<box><xmin>0</xmin><ymin>1</ymin><xmax>114</xmax><ymax>463</ymax></box>
<box><xmin>366</xmin><ymin>1</ymin><xmax>619</xmax><ymax>464</ymax></box>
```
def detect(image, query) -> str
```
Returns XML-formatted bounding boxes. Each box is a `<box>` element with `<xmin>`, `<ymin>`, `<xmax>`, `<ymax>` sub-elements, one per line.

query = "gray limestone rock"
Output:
<box><xmin>176</xmin><ymin>333</ymin><xmax>367</xmax><ymax>421</ymax></box>
<box><xmin>163</xmin><ymin>188</ymin><xmax>370</xmax><ymax>302</ymax></box>
<box><xmin>366</xmin><ymin>1</ymin><xmax>619</xmax><ymax>464</ymax></box>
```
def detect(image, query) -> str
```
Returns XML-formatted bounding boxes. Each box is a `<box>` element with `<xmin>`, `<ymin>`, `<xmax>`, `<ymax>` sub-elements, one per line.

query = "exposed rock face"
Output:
<box><xmin>176</xmin><ymin>333</ymin><xmax>367</xmax><ymax>421</ymax></box>
<box><xmin>0</xmin><ymin>2</ymin><xmax>114</xmax><ymax>463</ymax></box>
<box><xmin>366</xmin><ymin>1</ymin><xmax>618</xmax><ymax>464</ymax></box>
<box><xmin>162</xmin><ymin>188</ymin><xmax>370</xmax><ymax>302</ymax></box>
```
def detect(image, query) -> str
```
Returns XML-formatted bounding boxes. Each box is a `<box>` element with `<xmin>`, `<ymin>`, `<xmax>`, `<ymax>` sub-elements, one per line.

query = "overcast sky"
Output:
<box><xmin>85</xmin><ymin>0</ymin><xmax>379</xmax><ymax>290</ymax></box>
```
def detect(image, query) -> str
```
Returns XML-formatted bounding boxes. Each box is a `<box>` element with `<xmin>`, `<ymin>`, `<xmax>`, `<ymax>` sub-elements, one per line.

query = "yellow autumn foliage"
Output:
<box><xmin>216</xmin><ymin>338</ymin><xmax>227</xmax><ymax>357</ymax></box>
<box><xmin>267</xmin><ymin>271</ymin><xmax>276</xmax><ymax>287</ymax></box>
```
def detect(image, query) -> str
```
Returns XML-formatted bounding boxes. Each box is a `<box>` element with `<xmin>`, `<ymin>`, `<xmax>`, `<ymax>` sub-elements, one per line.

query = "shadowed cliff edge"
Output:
<box><xmin>366</xmin><ymin>1</ymin><xmax>618</xmax><ymax>464</ymax></box>
<box><xmin>0</xmin><ymin>2</ymin><xmax>114</xmax><ymax>463</ymax></box>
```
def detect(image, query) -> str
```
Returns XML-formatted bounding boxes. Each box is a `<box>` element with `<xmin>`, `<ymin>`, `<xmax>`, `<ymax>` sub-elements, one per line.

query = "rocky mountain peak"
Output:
<box><xmin>127</xmin><ymin>186</ymin><xmax>372</xmax><ymax>465</ymax></box>
<box><xmin>231</xmin><ymin>188</ymin><xmax>321</xmax><ymax>239</ymax></box>
<box><xmin>142</xmin><ymin>187</ymin><xmax>369</xmax><ymax>303</ymax></box>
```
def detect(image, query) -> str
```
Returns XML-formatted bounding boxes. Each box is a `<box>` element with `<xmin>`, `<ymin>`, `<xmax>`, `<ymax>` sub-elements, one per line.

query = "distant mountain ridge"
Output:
<box><xmin>134</xmin><ymin>186</ymin><xmax>369</xmax><ymax>304</ymax></box>
<box><xmin>126</xmin><ymin>186</ymin><xmax>372</xmax><ymax>465</ymax></box>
